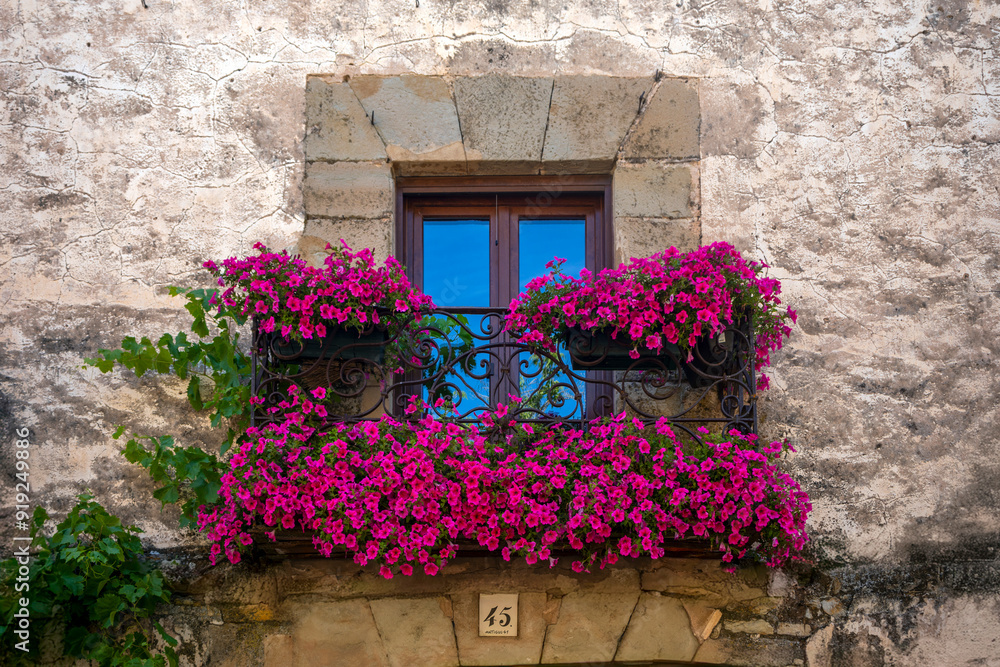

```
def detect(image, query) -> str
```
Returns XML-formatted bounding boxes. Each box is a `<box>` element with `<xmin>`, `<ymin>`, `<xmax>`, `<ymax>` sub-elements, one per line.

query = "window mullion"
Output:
<box><xmin>496</xmin><ymin>204</ymin><xmax>512</xmax><ymax>308</ymax></box>
<box><xmin>494</xmin><ymin>204</ymin><xmax>510</xmax><ymax>402</ymax></box>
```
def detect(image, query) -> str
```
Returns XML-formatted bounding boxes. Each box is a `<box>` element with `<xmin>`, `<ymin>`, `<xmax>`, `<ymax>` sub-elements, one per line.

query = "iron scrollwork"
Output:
<box><xmin>251</xmin><ymin>307</ymin><xmax>758</xmax><ymax>441</ymax></box>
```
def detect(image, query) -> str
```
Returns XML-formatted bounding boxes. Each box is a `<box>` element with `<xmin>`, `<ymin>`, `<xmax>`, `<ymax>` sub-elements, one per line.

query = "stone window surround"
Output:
<box><xmin>254</xmin><ymin>77</ymin><xmax>727</xmax><ymax>667</ymax></box>
<box><xmin>299</xmin><ymin>73</ymin><xmax>701</xmax><ymax>266</ymax></box>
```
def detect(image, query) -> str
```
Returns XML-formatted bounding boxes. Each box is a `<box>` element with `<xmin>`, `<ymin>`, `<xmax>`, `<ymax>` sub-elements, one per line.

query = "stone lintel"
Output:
<box><xmin>615</xmin><ymin>593</ymin><xmax>700</xmax><ymax>662</ymax></box>
<box><xmin>304</xmin><ymin>75</ymin><xmax>693</xmax><ymax>175</ymax></box>
<box><xmin>541</xmin><ymin>75</ymin><xmax>653</xmax><ymax>163</ymax></box>
<box><xmin>350</xmin><ymin>75</ymin><xmax>465</xmax><ymax>163</ymax></box>
<box><xmin>623</xmin><ymin>78</ymin><xmax>701</xmax><ymax>160</ymax></box>
<box><xmin>454</xmin><ymin>75</ymin><xmax>552</xmax><ymax>163</ymax></box>
<box><xmin>369</xmin><ymin>597</ymin><xmax>460</xmax><ymax>667</ymax></box>
<box><xmin>305</xmin><ymin>76</ymin><xmax>387</xmax><ymax>162</ymax></box>
<box><xmin>539</xmin><ymin>591</ymin><xmax>639</xmax><ymax>663</ymax></box>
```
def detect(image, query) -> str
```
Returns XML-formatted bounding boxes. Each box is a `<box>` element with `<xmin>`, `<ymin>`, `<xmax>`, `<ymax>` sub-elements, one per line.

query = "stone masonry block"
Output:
<box><xmin>370</xmin><ymin>597</ymin><xmax>460</xmax><ymax>667</ymax></box>
<box><xmin>301</xmin><ymin>218</ymin><xmax>393</xmax><ymax>264</ymax></box>
<box><xmin>263</xmin><ymin>635</ymin><xmax>295</xmax><ymax>667</ymax></box>
<box><xmin>615</xmin><ymin>217</ymin><xmax>701</xmax><ymax>262</ymax></box>
<box><xmin>684</xmin><ymin>601</ymin><xmax>723</xmax><ymax>642</ymax></box>
<box><xmin>624</xmin><ymin>78</ymin><xmax>700</xmax><ymax>159</ymax></box>
<box><xmin>542</xmin><ymin>76</ymin><xmax>652</xmax><ymax>166</ymax></box>
<box><xmin>452</xmin><ymin>592</ymin><xmax>547</xmax><ymax>666</ymax></box>
<box><xmin>393</xmin><ymin>160</ymin><xmax>473</xmax><ymax>177</ymax></box>
<box><xmin>806</xmin><ymin>623</ymin><xmax>833</xmax><ymax>667</ymax></box>
<box><xmin>284</xmin><ymin>600</ymin><xmax>390</xmax><ymax>667</ymax></box>
<box><xmin>190</xmin><ymin>567</ymin><xmax>278</xmax><ymax>607</ymax></box>
<box><xmin>692</xmin><ymin>638</ymin><xmax>732</xmax><ymax>664</ymax></box>
<box><xmin>616</xmin><ymin>594</ymin><xmax>700</xmax><ymax>662</ymax></box>
<box><xmin>696</xmin><ymin>635</ymin><xmax>806</xmax><ymax>666</ymax></box>
<box><xmin>305</xmin><ymin>77</ymin><xmax>387</xmax><ymax>162</ymax></box>
<box><xmin>303</xmin><ymin>161</ymin><xmax>393</xmax><ymax>219</ymax></box>
<box><xmin>641</xmin><ymin>558</ymin><xmax>762</xmax><ymax>603</ymax></box>
<box><xmin>614</xmin><ymin>161</ymin><xmax>693</xmax><ymax>218</ymax></box>
<box><xmin>454</xmin><ymin>75</ymin><xmax>552</xmax><ymax>164</ymax></box>
<box><xmin>726</xmin><ymin>618</ymin><xmax>775</xmax><ymax>635</ymax></box>
<box><xmin>540</xmin><ymin>592</ymin><xmax>638</xmax><ymax>663</ymax></box>
<box><xmin>776</xmin><ymin>622</ymin><xmax>812</xmax><ymax>637</ymax></box>
<box><xmin>350</xmin><ymin>75</ymin><xmax>465</xmax><ymax>163</ymax></box>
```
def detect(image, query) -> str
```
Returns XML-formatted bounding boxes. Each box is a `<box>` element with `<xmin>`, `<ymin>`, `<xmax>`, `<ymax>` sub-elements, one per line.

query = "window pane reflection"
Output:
<box><xmin>422</xmin><ymin>219</ymin><xmax>491</xmax><ymax>415</ymax></box>
<box><xmin>423</xmin><ymin>219</ymin><xmax>490</xmax><ymax>307</ymax></box>
<box><xmin>518</xmin><ymin>219</ymin><xmax>585</xmax><ymax>292</ymax></box>
<box><xmin>518</xmin><ymin>218</ymin><xmax>586</xmax><ymax>419</ymax></box>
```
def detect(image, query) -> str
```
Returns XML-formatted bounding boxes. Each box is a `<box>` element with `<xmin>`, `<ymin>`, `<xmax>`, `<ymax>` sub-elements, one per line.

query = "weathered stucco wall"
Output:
<box><xmin>2</xmin><ymin>0</ymin><xmax>999</xmax><ymax>664</ymax></box>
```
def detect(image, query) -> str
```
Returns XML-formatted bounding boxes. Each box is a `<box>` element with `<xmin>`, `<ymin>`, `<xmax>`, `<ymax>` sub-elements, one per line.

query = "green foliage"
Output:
<box><xmin>0</xmin><ymin>494</ymin><xmax>178</xmax><ymax>666</ymax></box>
<box><xmin>84</xmin><ymin>287</ymin><xmax>251</xmax><ymax>525</ymax></box>
<box><xmin>86</xmin><ymin>288</ymin><xmax>252</xmax><ymax>437</ymax></box>
<box><xmin>116</xmin><ymin>432</ymin><xmax>222</xmax><ymax>529</ymax></box>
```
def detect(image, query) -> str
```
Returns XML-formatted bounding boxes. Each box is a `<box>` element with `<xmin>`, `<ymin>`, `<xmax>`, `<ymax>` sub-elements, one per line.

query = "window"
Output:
<box><xmin>396</xmin><ymin>176</ymin><xmax>613</xmax><ymax>420</ymax></box>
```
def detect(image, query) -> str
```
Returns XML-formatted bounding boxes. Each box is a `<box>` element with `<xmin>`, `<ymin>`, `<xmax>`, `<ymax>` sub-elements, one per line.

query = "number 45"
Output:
<box><xmin>483</xmin><ymin>605</ymin><xmax>512</xmax><ymax>628</ymax></box>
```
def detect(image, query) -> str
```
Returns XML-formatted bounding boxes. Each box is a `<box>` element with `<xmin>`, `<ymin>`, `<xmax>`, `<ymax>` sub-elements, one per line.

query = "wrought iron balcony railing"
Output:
<box><xmin>251</xmin><ymin>307</ymin><xmax>758</xmax><ymax>441</ymax></box>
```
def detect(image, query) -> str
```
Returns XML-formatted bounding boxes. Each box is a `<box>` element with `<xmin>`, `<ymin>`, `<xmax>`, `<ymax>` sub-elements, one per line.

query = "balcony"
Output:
<box><xmin>250</xmin><ymin>307</ymin><xmax>758</xmax><ymax>440</ymax></box>
<box><xmin>203</xmin><ymin>245</ymin><xmax>809</xmax><ymax>572</ymax></box>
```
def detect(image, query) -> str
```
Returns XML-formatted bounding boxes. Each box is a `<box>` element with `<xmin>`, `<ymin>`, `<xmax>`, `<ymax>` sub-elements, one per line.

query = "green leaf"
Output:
<box><xmin>154</xmin><ymin>622</ymin><xmax>179</xmax><ymax>647</ymax></box>
<box><xmin>152</xmin><ymin>485</ymin><xmax>180</xmax><ymax>505</ymax></box>
<box><xmin>186</xmin><ymin>375</ymin><xmax>203</xmax><ymax>411</ymax></box>
<box><xmin>92</xmin><ymin>593</ymin><xmax>125</xmax><ymax>627</ymax></box>
<box><xmin>154</xmin><ymin>346</ymin><xmax>174</xmax><ymax>374</ymax></box>
<box><xmin>185</xmin><ymin>298</ymin><xmax>209</xmax><ymax>337</ymax></box>
<box><xmin>118</xmin><ymin>583</ymin><xmax>140</xmax><ymax>603</ymax></box>
<box><xmin>31</xmin><ymin>505</ymin><xmax>49</xmax><ymax>535</ymax></box>
<box><xmin>65</xmin><ymin>625</ymin><xmax>92</xmax><ymax>656</ymax></box>
<box><xmin>220</xmin><ymin>428</ymin><xmax>237</xmax><ymax>456</ymax></box>
<box><xmin>61</xmin><ymin>573</ymin><xmax>85</xmax><ymax>596</ymax></box>
<box><xmin>85</xmin><ymin>356</ymin><xmax>117</xmax><ymax>373</ymax></box>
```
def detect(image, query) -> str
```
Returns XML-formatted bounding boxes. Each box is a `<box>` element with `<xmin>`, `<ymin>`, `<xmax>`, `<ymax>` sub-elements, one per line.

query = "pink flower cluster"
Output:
<box><xmin>205</xmin><ymin>240</ymin><xmax>435</xmax><ymax>343</ymax></box>
<box><xmin>198</xmin><ymin>390</ymin><xmax>810</xmax><ymax>575</ymax></box>
<box><xmin>505</xmin><ymin>243</ymin><xmax>796</xmax><ymax>389</ymax></box>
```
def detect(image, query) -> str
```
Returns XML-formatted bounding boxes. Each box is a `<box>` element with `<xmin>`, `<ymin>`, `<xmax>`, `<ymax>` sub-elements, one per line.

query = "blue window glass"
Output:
<box><xmin>518</xmin><ymin>219</ymin><xmax>586</xmax><ymax>292</ymax></box>
<box><xmin>423</xmin><ymin>219</ymin><xmax>490</xmax><ymax>307</ymax></box>
<box><xmin>422</xmin><ymin>219</ymin><xmax>491</xmax><ymax>416</ymax></box>
<box><xmin>518</xmin><ymin>218</ymin><xmax>586</xmax><ymax>419</ymax></box>
<box><xmin>401</xmin><ymin>189</ymin><xmax>609</xmax><ymax>423</ymax></box>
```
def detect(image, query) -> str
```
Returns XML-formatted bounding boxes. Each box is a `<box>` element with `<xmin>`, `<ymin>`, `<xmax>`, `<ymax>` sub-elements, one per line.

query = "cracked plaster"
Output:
<box><xmin>2</xmin><ymin>0</ymin><xmax>1000</xmax><ymax>664</ymax></box>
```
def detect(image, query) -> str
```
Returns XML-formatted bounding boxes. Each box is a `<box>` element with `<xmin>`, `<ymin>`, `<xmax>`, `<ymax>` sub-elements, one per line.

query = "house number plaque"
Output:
<box><xmin>479</xmin><ymin>593</ymin><xmax>518</xmax><ymax>637</ymax></box>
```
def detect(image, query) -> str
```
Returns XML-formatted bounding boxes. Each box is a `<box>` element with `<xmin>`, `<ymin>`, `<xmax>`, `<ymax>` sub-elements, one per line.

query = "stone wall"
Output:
<box><xmin>2</xmin><ymin>0</ymin><xmax>999</xmax><ymax>664</ymax></box>
<box><xmin>163</xmin><ymin>558</ymin><xmax>814</xmax><ymax>666</ymax></box>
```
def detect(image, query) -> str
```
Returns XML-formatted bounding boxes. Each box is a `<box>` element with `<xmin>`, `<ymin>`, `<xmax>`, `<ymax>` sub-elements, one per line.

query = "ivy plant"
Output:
<box><xmin>85</xmin><ymin>287</ymin><xmax>251</xmax><ymax>526</ymax></box>
<box><xmin>0</xmin><ymin>494</ymin><xmax>178</xmax><ymax>666</ymax></box>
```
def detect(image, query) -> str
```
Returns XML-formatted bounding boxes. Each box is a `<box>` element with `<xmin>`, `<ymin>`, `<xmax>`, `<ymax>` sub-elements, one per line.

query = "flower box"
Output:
<box><xmin>506</xmin><ymin>243</ymin><xmax>795</xmax><ymax>391</ymax></box>
<box><xmin>201</xmin><ymin>392</ymin><xmax>810</xmax><ymax>573</ymax></box>
<box><xmin>564</xmin><ymin>326</ymin><xmax>735</xmax><ymax>387</ymax></box>
<box><xmin>211</xmin><ymin>240</ymin><xmax>434</xmax><ymax>372</ymax></box>
<box><xmin>197</xmin><ymin>242</ymin><xmax>807</xmax><ymax>575</ymax></box>
<box><xmin>268</xmin><ymin>327</ymin><xmax>387</xmax><ymax>364</ymax></box>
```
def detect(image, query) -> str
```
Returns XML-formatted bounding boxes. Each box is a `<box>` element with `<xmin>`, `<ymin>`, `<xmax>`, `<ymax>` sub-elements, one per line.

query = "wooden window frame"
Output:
<box><xmin>395</xmin><ymin>175</ymin><xmax>614</xmax><ymax>305</ymax></box>
<box><xmin>395</xmin><ymin>175</ymin><xmax>615</xmax><ymax>417</ymax></box>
